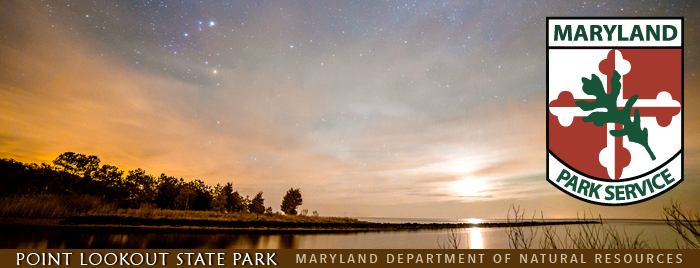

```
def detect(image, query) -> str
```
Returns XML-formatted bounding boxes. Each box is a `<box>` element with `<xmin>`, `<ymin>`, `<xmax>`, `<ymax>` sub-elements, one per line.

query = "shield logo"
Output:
<box><xmin>546</xmin><ymin>18</ymin><xmax>683</xmax><ymax>205</ymax></box>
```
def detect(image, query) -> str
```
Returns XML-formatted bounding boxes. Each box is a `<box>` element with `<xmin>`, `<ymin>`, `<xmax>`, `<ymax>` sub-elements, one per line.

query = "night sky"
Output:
<box><xmin>1</xmin><ymin>0</ymin><xmax>699</xmax><ymax>219</ymax></box>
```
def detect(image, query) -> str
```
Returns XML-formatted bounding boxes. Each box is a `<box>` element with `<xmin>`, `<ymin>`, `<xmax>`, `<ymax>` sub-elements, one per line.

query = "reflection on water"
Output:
<box><xmin>469</xmin><ymin>228</ymin><xmax>484</xmax><ymax>249</ymax></box>
<box><xmin>0</xmin><ymin>226</ymin><xmax>302</xmax><ymax>249</ymax></box>
<box><xmin>0</xmin><ymin>220</ymin><xmax>683</xmax><ymax>249</ymax></box>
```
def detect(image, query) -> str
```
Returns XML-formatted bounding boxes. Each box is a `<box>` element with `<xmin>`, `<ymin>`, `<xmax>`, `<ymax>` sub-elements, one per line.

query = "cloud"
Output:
<box><xmin>1</xmin><ymin>0</ymin><xmax>698</xmax><ymax>219</ymax></box>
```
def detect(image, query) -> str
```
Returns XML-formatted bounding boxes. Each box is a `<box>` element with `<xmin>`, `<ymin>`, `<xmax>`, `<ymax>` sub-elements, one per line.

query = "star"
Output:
<box><xmin>3</xmin><ymin>0</ymin><xmax>694</xmax><ymax>221</ymax></box>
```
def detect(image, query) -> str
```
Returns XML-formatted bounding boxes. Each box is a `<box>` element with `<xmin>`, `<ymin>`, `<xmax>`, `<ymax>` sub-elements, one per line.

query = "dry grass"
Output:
<box><xmin>506</xmin><ymin>205</ymin><xmax>539</xmax><ymax>249</ymax></box>
<box><xmin>663</xmin><ymin>200</ymin><xmax>700</xmax><ymax>249</ymax></box>
<box><xmin>0</xmin><ymin>194</ymin><xmax>115</xmax><ymax>218</ymax></box>
<box><xmin>505</xmin><ymin>205</ymin><xmax>650</xmax><ymax>249</ymax></box>
<box><xmin>105</xmin><ymin>206</ymin><xmax>360</xmax><ymax>224</ymax></box>
<box><xmin>437</xmin><ymin>228</ymin><xmax>469</xmax><ymax>249</ymax></box>
<box><xmin>0</xmin><ymin>194</ymin><xmax>360</xmax><ymax>224</ymax></box>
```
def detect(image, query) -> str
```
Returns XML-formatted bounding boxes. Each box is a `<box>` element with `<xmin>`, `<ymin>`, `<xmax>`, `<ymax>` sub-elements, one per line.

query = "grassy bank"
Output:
<box><xmin>0</xmin><ymin>194</ymin><xmax>362</xmax><ymax>225</ymax></box>
<box><xmin>0</xmin><ymin>194</ymin><xmax>115</xmax><ymax>218</ymax></box>
<box><xmin>1</xmin><ymin>195</ymin><xmax>600</xmax><ymax>231</ymax></box>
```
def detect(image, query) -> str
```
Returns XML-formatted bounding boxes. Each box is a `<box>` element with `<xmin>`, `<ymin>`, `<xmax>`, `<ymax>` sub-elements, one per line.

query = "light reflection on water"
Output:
<box><xmin>0</xmin><ymin>220</ymin><xmax>683</xmax><ymax>249</ymax></box>
<box><xmin>469</xmin><ymin>228</ymin><xmax>484</xmax><ymax>249</ymax></box>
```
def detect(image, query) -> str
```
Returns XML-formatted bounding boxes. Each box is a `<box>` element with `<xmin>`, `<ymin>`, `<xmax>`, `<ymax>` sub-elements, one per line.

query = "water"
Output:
<box><xmin>0</xmin><ymin>218</ymin><xmax>684</xmax><ymax>249</ymax></box>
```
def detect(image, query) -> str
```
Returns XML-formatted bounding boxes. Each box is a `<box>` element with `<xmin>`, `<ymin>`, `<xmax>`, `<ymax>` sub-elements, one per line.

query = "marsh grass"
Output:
<box><xmin>506</xmin><ymin>205</ymin><xmax>539</xmax><ymax>249</ymax></box>
<box><xmin>437</xmin><ymin>228</ymin><xmax>469</xmax><ymax>249</ymax></box>
<box><xmin>109</xmin><ymin>206</ymin><xmax>361</xmax><ymax>224</ymax></box>
<box><xmin>0</xmin><ymin>194</ymin><xmax>115</xmax><ymax>218</ymax></box>
<box><xmin>0</xmin><ymin>194</ymin><xmax>360</xmax><ymax>224</ymax></box>
<box><xmin>506</xmin><ymin>205</ymin><xmax>650</xmax><ymax>249</ymax></box>
<box><xmin>663</xmin><ymin>200</ymin><xmax>700</xmax><ymax>249</ymax></box>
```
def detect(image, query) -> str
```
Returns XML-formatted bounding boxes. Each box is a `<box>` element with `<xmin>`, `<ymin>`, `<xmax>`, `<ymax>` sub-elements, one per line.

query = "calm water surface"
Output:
<box><xmin>0</xmin><ymin>218</ymin><xmax>682</xmax><ymax>249</ymax></box>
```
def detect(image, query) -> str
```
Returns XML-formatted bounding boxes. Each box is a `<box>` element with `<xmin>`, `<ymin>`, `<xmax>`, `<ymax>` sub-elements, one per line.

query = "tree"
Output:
<box><xmin>190</xmin><ymin>179</ymin><xmax>213</xmax><ymax>211</ymax></box>
<box><xmin>174</xmin><ymin>182</ymin><xmax>197</xmax><ymax>210</ymax></box>
<box><xmin>210</xmin><ymin>184</ymin><xmax>228</xmax><ymax>212</ymax></box>
<box><xmin>227</xmin><ymin>189</ymin><xmax>248</xmax><ymax>213</ymax></box>
<box><xmin>52</xmin><ymin>152</ymin><xmax>101</xmax><ymax>194</ymax></box>
<box><xmin>126</xmin><ymin>168</ymin><xmax>157</xmax><ymax>207</ymax></box>
<box><xmin>92</xmin><ymin>164</ymin><xmax>125</xmax><ymax>201</ymax></box>
<box><xmin>228</xmin><ymin>191</ymin><xmax>247</xmax><ymax>212</ymax></box>
<box><xmin>155</xmin><ymin>174</ymin><xmax>181</xmax><ymax>209</ymax></box>
<box><xmin>249</xmin><ymin>191</ymin><xmax>265</xmax><ymax>214</ymax></box>
<box><xmin>0</xmin><ymin>158</ymin><xmax>40</xmax><ymax>196</ymax></box>
<box><xmin>52</xmin><ymin>152</ymin><xmax>100</xmax><ymax>177</ymax></box>
<box><xmin>281</xmin><ymin>188</ymin><xmax>303</xmax><ymax>215</ymax></box>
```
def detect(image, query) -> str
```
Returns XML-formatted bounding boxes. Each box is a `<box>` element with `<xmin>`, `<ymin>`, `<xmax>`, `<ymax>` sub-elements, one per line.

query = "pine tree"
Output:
<box><xmin>249</xmin><ymin>191</ymin><xmax>265</xmax><ymax>214</ymax></box>
<box><xmin>280</xmin><ymin>188</ymin><xmax>303</xmax><ymax>215</ymax></box>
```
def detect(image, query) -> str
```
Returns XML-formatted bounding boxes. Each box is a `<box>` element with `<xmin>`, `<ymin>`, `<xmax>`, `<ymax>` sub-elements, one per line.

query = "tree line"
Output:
<box><xmin>0</xmin><ymin>152</ymin><xmax>303</xmax><ymax>215</ymax></box>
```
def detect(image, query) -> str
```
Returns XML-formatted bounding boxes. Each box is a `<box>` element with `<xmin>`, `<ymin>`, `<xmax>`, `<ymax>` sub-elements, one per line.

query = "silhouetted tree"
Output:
<box><xmin>249</xmin><ymin>191</ymin><xmax>265</xmax><ymax>214</ymax></box>
<box><xmin>0</xmin><ymin>153</ymin><xmax>282</xmax><ymax>214</ymax></box>
<box><xmin>220</xmin><ymin>183</ymin><xmax>233</xmax><ymax>210</ymax></box>
<box><xmin>52</xmin><ymin>152</ymin><xmax>100</xmax><ymax>178</ymax></box>
<box><xmin>229</xmin><ymin>191</ymin><xmax>248</xmax><ymax>213</ymax></box>
<box><xmin>33</xmin><ymin>163</ymin><xmax>64</xmax><ymax>194</ymax></box>
<box><xmin>190</xmin><ymin>179</ymin><xmax>213</xmax><ymax>211</ymax></box>
<box><xmin>243</xmin><ymin>195</ymin><xmax>251</xmax><ymax>211</ymax></box>
<box><xmin>50</xmin><ymin>153</ymin><xmax>101</xmax><ymax>195</ymax></box>
<box><xmin>174</xmin><ymin>182</ymin><xmax>197</xmax><ymax>210</ymax></box>
<box><xmin>155</xmin><ymin>175</ymin><xmax>181</xmax><ymax>209</ymax></box>
<box><xmin>210</xmin><ymin>184</ymin><xmax>228</xmax><ymax>212</ymax></box>
<box><xmin>0</xmin><ymin>159</ymin><xmax>27</xmax><ymax>195</ymax></box>
<box><xmin>211</xmin><ymin>183</ymin><xmax>249</xmax><ymax>213</ymax></box>
<box><xmin>281</xmin><ymin>188</ymin><xmax>303</xmax><ymax>215</ymax></box>
<box><xmin>125</xmin><ymin>168</ymin><xmax>157</xmax><ymax>207</ymax></box>
<box><xmin>0</xmin><ymin>158</ymin><xmax>37</xmax><ymax>196</ymax></box>
<box><xmin>92</xmin><ymin>164</ymin><xmax>124</xmax><ymax>201</ymax></box>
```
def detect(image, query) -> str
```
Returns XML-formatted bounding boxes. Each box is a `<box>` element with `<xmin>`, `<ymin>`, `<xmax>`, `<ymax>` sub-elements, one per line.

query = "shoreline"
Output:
<box><xmin>0</xmin><ymin>216</ymin><xmax>600</xmax><ymax>233</ymax></box>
